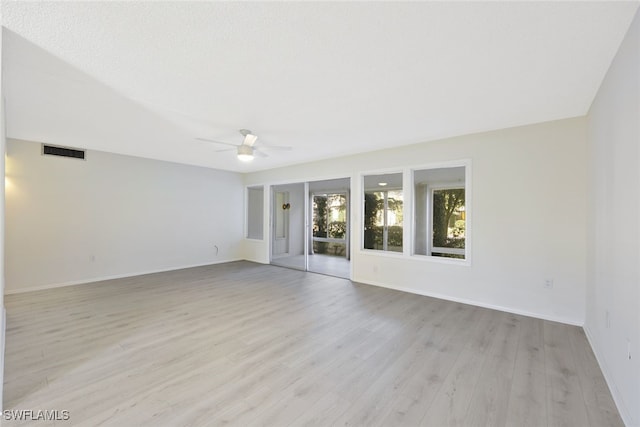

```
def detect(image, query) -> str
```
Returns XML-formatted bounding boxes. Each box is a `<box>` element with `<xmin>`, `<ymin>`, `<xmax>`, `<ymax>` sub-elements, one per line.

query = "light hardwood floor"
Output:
<box><xmin>272</xmin><ymin>254</ymin><xmax>351</xmax><ymax>279</ymax></box>
<box><xmin>4</xmin><ymin>261</ymin><xmax>623</xmax><ymax>426</ymax></box>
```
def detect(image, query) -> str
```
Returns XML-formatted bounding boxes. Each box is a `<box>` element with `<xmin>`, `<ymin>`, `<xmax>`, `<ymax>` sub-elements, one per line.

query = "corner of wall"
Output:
<box><xmin>585</xmin><ymin>7</ymin><xmax>640</xmax><ymax>427</ymax></box>
<box><xmin>583</xmin><ymin>325</ymin><xmax>637</xmax><ymax>427</ymax></box>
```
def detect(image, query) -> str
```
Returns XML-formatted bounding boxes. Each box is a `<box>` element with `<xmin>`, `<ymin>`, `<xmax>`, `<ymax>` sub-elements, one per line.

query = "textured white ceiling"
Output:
<box><xmin>2</xmin><ymin>1</ymin><xmax>638</xmax><ymax>173</ymax></box>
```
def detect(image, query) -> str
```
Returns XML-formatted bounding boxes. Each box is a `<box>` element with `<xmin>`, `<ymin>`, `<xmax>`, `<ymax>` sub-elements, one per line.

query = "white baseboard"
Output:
<box><xmin>352</xmin><ymin>277</ymin><xmax>584</xmax><ymax>326</ymax></box>
<box><xmin>4</xmin><ymin>258</ymin><xmax>243</xmax><ymax>295</ymax></box>
<box><xmin>584</xmin><ymin>325</ymin><xmax>636</xmax><ymax>427</ymax></box>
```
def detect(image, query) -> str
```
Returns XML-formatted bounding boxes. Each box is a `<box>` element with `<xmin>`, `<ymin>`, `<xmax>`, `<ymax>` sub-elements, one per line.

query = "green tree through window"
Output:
<box><xmin>313</xmin><ymin>193</ymin><xmax>347</xmax><ymax>255</ymax></box>
<box><xmin>432</xmin><ymin>188</ymin><xmax>465</xmax><ymax>248</ymax></box>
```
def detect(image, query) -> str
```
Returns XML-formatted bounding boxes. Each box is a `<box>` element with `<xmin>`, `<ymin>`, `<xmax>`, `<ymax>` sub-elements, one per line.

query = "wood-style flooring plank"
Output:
<box><xmin>3</xmin><ymin>261</ymin><xmax>623</xmax><ymax>427</ymax></box>
<box><xmin>544</xmin><ymin>321</ymin><xmax>592</xmax><ymax>427</ymax></box>
<box><xmin>461</xmin><ymin>312</ymin><xmax>520</xmax><ymax>427</ymax></box>
<box><xmin>504</xmin><ymin>316</ymin><xmax>547</xmax><ymax>427</ymax></box>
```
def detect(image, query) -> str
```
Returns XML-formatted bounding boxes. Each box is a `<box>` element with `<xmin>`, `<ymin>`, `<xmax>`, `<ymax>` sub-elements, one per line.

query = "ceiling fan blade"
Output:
<box><xmin>253</xmin><ymin>149</ymin><xmax>268</xmax><ymax>158</ymax></box>
<box><xmin>196</xmin><ymin>137</ymin><xmax>238</xmax><ymax>147</ymax></box>
<box><xmin>215</xmin><ymin>148</ymin><xmax>235</xmax><ymax>153</ymax></box>
<box><xmin>258</xmin><ymin>144</ymin><xmax>292</xmax><ymax>151</ymax></box>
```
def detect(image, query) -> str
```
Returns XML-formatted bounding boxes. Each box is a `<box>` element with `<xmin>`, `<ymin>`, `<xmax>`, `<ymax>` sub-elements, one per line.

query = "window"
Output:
<box><xmin>363</xmin><ymin>173</ymin><xmax>403</xmax><ymax>252</ymax></box>
<box><xmin>414</xmin><ymin>166</ymin><xmax>467</xmax><ymax>260</ymax></box>
<box><xmin>246</xmin><ymin>186</ymin><xmax>264</xmax><ymax>239</ymax></box>
<box><xmin>312</xmin><ymin>193</ymin><xmax>347</xmax><ymax>255</ymax></box>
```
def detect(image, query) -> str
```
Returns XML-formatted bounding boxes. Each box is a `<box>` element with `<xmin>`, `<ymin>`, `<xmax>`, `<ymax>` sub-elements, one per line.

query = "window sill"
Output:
<box><xmin>358</xmin><ymin>249</ymin><xmax>471</xmax><ymax>266</ymax></box>
<box><xmin>359</xmin><ymin>249</ymin><xmax>406</xmax><ymax>259</ymax></box>
<box><xmin>410</xmin><ymin>253</ymin><xmax>471</xmax><ymax>266</ymax></box>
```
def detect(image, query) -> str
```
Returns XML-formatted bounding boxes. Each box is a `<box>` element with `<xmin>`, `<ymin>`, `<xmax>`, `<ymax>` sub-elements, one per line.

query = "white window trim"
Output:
<box><xmin>360</xmin><ymin>170</ymin><xmax>405</xmax><ymax>254</ymax></box>
<box><xmin>410</xmin><ymin>159</ymin><xmax>472</xmax><ymax>266</ymax></box>
<box><xmin>355</xmin><ymin>160</ymin><xmax>472</xmax><ymax>266</ymax></box>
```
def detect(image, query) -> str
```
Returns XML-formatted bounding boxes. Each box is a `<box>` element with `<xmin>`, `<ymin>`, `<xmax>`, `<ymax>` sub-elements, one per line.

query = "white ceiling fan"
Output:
<box><xmin>196</xmin><ymin>129</ymin><xmax>291</xmax><ymax>162</ymax></box>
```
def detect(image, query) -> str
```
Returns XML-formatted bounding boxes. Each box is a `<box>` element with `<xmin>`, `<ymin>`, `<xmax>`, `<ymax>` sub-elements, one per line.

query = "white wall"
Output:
<box><xmin>5</xmin><ymin>139</ymin><xmax>244</xmax><ymax>293</ymax></box>
<box><xmin>586</xmin><ymin>8</ymin><xmax>640</xmax><ymax>427</ymax></box>
<box><xmin>244</xmin><ymin>117</ymin><xmax>587</xmax><ymax>325</ymax></box>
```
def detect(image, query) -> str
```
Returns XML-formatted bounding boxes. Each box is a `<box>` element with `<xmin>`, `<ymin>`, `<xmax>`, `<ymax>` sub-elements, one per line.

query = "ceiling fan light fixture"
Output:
<box><xmin>237</xmin><ymin>144</ymin><xmax>254</xmax><ymax>162</ymax></box>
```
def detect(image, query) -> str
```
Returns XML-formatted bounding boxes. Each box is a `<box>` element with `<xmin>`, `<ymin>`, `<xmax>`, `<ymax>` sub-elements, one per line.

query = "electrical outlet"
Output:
<box><xmin>544</xmin><ymin>279</ymin><xmax>554</xmax><ymax>289</ymax></box>
<box><xmin>606</xmin><ymin>310</ymin><xmax>611</xmax><ymax>329</ymax></box>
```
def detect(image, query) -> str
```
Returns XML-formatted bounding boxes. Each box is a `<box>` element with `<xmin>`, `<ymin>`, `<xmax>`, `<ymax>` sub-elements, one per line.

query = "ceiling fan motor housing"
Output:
<box><xmin>238</xmin><ymin>145</ymin><xmax>253</xmax><ymax>155</ymax></box>
<box><xmin>237</xmin><ymin>144</ymin><xmax>254</xmax><ymax>158</ymax></box>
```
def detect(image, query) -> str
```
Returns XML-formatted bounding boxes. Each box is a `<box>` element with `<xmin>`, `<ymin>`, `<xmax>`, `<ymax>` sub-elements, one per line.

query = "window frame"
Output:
<box><xmin>411</xmin><ymin>160</ymin><xmax>472</xmax><ymax>266</ymax></box>
<box><xmin>360</xmin><ymin>171</ymin><xmax>405</xmax><ymax>254</ymax></box>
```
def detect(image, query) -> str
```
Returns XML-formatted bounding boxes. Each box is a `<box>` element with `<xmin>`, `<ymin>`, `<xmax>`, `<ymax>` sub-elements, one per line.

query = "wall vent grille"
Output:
<box><xmin>42</xmin><ymin>144</ymin><xmax>86</xmax><ymax>160</ymax></box>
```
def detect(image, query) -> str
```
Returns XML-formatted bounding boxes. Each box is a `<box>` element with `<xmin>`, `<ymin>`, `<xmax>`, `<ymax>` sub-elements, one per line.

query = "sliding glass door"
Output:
<box><xmin>270</xmin><ymin>178</ymin><xmax>351</xmax><ymax>279</ymax></box>
<box><xmin>307</xmin><ymin>178</ymin><xmax>350</xmax><ymax>279</ymax></box>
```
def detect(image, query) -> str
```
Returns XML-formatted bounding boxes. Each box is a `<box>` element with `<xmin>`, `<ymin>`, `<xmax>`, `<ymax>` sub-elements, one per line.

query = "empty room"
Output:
<box><xmin>1</xmin><ymin>1</ymin><xmax>639</xmax><ymax>426</ymax></box>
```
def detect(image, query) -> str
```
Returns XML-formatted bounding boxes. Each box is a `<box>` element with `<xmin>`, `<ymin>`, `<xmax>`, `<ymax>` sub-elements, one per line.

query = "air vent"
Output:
<box><xmin>42</xmin><ymin>144</ymin><xmax>86</xmax><ymax>160</ymax></box>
